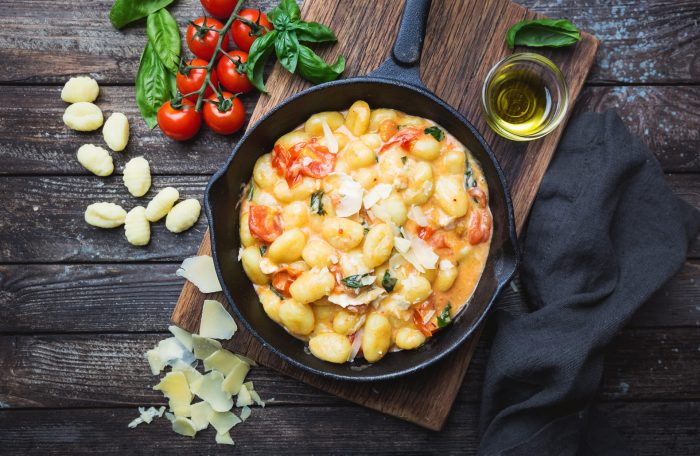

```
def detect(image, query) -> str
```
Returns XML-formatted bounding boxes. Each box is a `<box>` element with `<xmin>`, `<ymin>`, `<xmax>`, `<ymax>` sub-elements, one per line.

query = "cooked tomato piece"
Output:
<box><xmin>271</xmin><ymin>267</ymin><xmax>303</xmax><ymax>297</ymax></box>
<box><xmin>379</xmin><ymin>126</ymin><xmax>422</xmax><ymax>153</ymax></box>
<box><xmin>417</xmin><ymin>226</ymin><xmax>435</xmax><ymax>241</ymax></box>
<box><xmin>271</xmin><ymin>138</ymin><xmax>336</xmax><ymax>187</ymax></box>
<box><xmin>412</xmin><ymin>299</ymin><xmax>437</xmax><ymax>337</ymax></box>
<box><xmin>248</xmin><ymin>205</ymin><xmax>282</xmax><ymax>243</ymax></box>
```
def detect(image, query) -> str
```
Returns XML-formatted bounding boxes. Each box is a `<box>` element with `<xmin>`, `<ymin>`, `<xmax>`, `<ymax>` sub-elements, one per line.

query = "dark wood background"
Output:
<box><xmin>0</xmin><ymin>0</ymin><xmax>698</xmax><ymax>454</ymax></box>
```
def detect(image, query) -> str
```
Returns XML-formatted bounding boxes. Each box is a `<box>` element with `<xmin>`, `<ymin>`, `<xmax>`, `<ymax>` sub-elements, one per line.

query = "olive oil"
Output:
<box><xmin>486</xmin><ymin>69</ymin><xmax>552</xmax><ymax>136</ymax></box>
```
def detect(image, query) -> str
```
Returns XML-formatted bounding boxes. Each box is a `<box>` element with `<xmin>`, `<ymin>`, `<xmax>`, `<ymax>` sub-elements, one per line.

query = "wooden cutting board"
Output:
<box><xmin>172</xmin><ymin>0</ymin><xmax>598</xmax><ymax>431</ymax></box>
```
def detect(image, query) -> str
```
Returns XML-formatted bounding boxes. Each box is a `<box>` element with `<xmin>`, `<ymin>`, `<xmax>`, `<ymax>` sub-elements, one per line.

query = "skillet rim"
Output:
<box><xmin>205</xmin><ymin>75</ymin><xmax>519</xmax><ymax>381</ymax></box>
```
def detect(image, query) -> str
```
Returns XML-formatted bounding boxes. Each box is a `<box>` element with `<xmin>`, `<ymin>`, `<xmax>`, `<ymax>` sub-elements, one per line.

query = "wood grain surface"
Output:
<box><xmin>170</xmin><ymin>0</ymin><xmax>598</xmax><ymax>430</ymax></box>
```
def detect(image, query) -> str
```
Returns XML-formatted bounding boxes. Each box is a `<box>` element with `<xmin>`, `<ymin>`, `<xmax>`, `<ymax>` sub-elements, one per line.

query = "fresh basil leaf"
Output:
<box><xmin>341</xmin><ymin>273</ymin><xmax>372</xmax><ymax>289</ymax></box>
<box><xmin>310</xmin><ymin>190</ymin><xmax>326</xmax><ymax>215</ymax></box>
<box><xmin>293</xmin><ymin>21</ymin><xmax>337</xmax><ymax>43</ymax></box>
<box><xmin>465</xmin><ymin>160</ymin><xmax>477</xmax><ymax>188</ymax></box>
<box><xmin>296</xmin><ymin>44</ymin><xmax>345</xmax><ymax>84</ymax></box>
<box><xmin>269</xmin><ymin>284</ymin><xmax>285</xmax><ymax>299</ymax></box>
<box><xmin>246</xmin><ymin>29</ymin><xmax>279</xmax><ymax>93</ymax></box>
<box><xmin>437</xmin><ymin>302</ymin><xmax>452</xmax><ymax>328</ymax></box>
<box><xmin>277</xmin><ymin>0</ymin><xmax>301</xmax><ymax>23</ymax></box>
<box><xmin>259</xmin><ymin>245</ymin><xmax>268</xmax><ymax>256</ymax></box>
<box><xmin>506</xmin><ymin>19</ymin><xmax>581</xmax><ymax>49</ymax></box>
<box><xmin>146</xmin><ymin>9</ymin><xmax>180</xmax><ymax>74</ymax></box>
<box><xmin>135</xmin><ymin>41</ymin><xmax>174</xmax><ymax>129</ymax></box>
<box><xmin>275</xmin><ymin>30</ymin><xmax>300</xmax><ymax>73</ymax></box>
<box><xmin>424</xmin><ymin>126</ymin><xmax>445</xmax><ymax>141</ymax></box>
<box><xmin>109</xmin><ymin>0</ymin><xmax>174</xmax><ymax>29</ymax></box>
<box><xmin>381</xmin><ymin>271</ymin><xmax>397</xmax><ymax>293</ymax></box>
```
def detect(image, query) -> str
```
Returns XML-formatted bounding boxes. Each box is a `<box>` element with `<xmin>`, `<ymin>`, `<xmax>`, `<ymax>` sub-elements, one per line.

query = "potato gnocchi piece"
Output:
<box><xmin>61</xmin><ymin>76</ymin><xmax>99</xmax><ymax>103</ymax></box>
<box><xmin>85</xmin><ymin>202</ymin><xmax>127</xmax><ymax>228</ymax></box>
<box><xmin>309</xmin><ymin>333</ymin><xmax>352</xmax><ymax>363</ymax></box>
<box><xmin>123</xmin><ymin>156</ymin><xmax>151</xmax><ymax>197</ymax></box>
<box><xmin>124</xmin><ymin>206</ymin><xmax>151</xmax><ymax>246</ymax></box>
<box><xmin>103</xmin><ymin>112</ymin><xmax>129</xmax><ymax>152</ymax></box>
<box><xmin>76</xmin><ymin>144</ymin><xmax>113</xmax><ymax>176</ymax></box>
<box><xmin>146</xmin><ymin>187</ymin><xmax>180</xmax><ymax>222</ymax></box>
<box><xmin>63</xmin><ymin>102</ymin><xmax>104</xmax><ymax>131</ymax></box>
<box><xmin>166</xmin><ymin>199</ymin><xmax>201</xmax><ymax>233</ymax></box>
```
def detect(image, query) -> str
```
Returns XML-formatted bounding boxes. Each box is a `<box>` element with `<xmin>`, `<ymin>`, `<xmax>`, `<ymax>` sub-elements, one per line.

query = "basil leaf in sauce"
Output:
<box><xmin>506</xmin><ymin>19</ymin><xmax>581</xmax><ymax>49</ymax></box>
<box><xmin>424</xmin><ymin>126</ymin><xmax>445</xmax><ymax>142</ymax></box>
<box><xmin>109</xmin><ymin>0</ymin><xmax>174</xmax><ymax>29</ymax></box>
<box><xmin>269</xmin><ymin>284</ymin><xmax>285</xmax><ymax>299</ymax></box>
<box><xmin>310</xmin><ymin>190</ymin><xmax>326</xmax><ymax>215</ymax></box>
<box><xmin>259</xmin><ymin>245</ymin><xmax>268</xmax><ymax>256</ymax></box>
<box><xmin>341</xmin><ymin>273</ymin><xmax>372</xmax><ymax>289</ymax></box>
<box><xmin>465</xmin><ymin>160</ymin><xmax>477</xmax><ymax>188</ymax></box>
<box><xmin>381</xmin><ymin>270</ymin><xmax>397</xmax><ymax>293</ymax></box>
<box><xmin>146</xmin><ymin>8</ymin><xmax>180</xmax><ymax>74</ymax></box>
<box><xmin>437</xmin><ymin>302</ymin><xmax>452</xmax><ymax>328</ymax></box>
<box><xmin>135</xmin><ymin>41</ymin><xmax>175</xmax><ymax>128</ymax></box>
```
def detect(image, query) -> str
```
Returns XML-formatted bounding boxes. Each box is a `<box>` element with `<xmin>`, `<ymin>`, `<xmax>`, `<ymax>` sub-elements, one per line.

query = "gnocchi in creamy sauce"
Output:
<box><xmin>238</xmin><ymin>101</ymin><xmax>492</xmax><ymax>364</ymax></box>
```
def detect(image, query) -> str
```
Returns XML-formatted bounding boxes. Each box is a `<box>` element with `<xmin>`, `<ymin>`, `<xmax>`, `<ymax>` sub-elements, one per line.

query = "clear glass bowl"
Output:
<box><xmin>481</xmin><ymin>53</ymin><xmax>568</xmax><ymax>141</ymax></box>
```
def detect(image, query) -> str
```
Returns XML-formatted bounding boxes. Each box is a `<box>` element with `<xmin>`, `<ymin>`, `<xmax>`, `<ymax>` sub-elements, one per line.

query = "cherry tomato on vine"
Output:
<box><xmin>157</xmin><ymin>99</ymin><xmax>202</xmax><ymax>141</ymax></box>
<box><xmin>200</xmin><ymin>0</ymin><xmax>237</xmax><ymax>19</ymax></box>
<box><xmin>216</xmin><ymin>50</ymin><xmax>254</xmax><ymax>94</ymax></box>
<box><xmin>176</xmin><ymin>58</ymin><xmax>219</xmax><ymax>101</ymax></box>
<box><xmin>203</xmin><ymin>91</ymin><xmax>246</xmax><ymax>135</ymax></box>
<box><xmin>186</xmin><ymin>17</ymin><xmax>229</xmax><ymax>61</ymax></box>
<box><xmin>231</xmin><ymin>9</ymin><xmax>273</xmax><ymax>52</ymax></box>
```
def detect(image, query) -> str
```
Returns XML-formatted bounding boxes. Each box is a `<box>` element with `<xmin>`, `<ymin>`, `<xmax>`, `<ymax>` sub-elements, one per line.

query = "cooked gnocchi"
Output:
<box><xmin>61</xmin><ymin>76</ymin><xmax>99</xmax><ymax>103</ymax></box>
<box><xmin>103</xmin><ymin>112</ymin><xmax>130</xmax><ymax>152</ymax></box>
<box><xmin>76</xmin><ymin>144</ymin><xmax>114</xmax><ymax>177</ymax></box>
<box><xmin>85</xmin><ymin>202</ymin><xmax>127</xmax><ymax>228</ymax></box>
<box><xmin>238</xmin><ymin>102</ymin><xmax>492</xmax><ymax>364</ymax></box>
<box><xmin>63</xmin><ymin>102</ymin><xmax>104</xmax><ymax>131</ymax></box>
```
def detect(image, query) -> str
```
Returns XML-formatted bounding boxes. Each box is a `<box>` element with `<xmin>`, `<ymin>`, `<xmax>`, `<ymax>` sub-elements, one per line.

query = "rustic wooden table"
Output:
<box><xmin>0</xmin><ymin>1</ymin><xmax>698</xmax><ymax>454</ymax></box>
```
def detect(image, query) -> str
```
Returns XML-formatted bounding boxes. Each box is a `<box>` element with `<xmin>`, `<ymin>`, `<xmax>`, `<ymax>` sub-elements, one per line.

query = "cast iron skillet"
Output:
<box><xmin>205</xmin><ymin>0</ymin><xmax>518</xmax><ymax>381</ymax></box>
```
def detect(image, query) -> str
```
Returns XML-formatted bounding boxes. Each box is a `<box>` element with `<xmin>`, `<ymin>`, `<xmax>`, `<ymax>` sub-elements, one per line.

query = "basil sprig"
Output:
<box><xmin>437</xmin><ymin>302</ymin><xmax>452</xmax><ymax>328</ymax></box>
<box><xmin>310</xmin><ymin>190</ymin><xmax>326</xmax><ymax>215</ymax></box>
<box><xmin>424</xmin><ymin>126</ymin><xmax>445</xmax><ymax>142</ymax></box>
<box><xmin>341</xmin><ymin>273</ymin><xmax>372</xmax><ymax>289</ymax></box>
<box><xmin>506</xmin><ymin>19</ymin><xmax>581</xmax><ymax>49</ymax></box>
<box><xmin>135</xmin><ymin>42</ymin><xmax>176</xmax><ymax>129</ymax></box>
<box><xmin>247</xmin><ymin>0</ymin><xmax>345</xmax><ymax>92</ymax></box>
<box><xmin>146</xmin><ymin>9</ymin><xmax>181</xmax><ymax>74</ymax></box>
<box><xmin>109</xmin><ymin>0</ymin><xmax>175</xmax><ymax>29</ymax></box>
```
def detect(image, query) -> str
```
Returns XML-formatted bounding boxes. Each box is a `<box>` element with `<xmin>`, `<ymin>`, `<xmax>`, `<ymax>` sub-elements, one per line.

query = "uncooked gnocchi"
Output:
<box><xmin>123</xmin><ymin>157</ymin><xmax>151</xmax><ymax>197</ymax></box>
<box><xmin>124</xmin><ymin>206</ymin><xmax>151</xmax><ymax>246</ymax></box>
<box><xmin>166</xmin><ymin>199</ymin><xmax>201</xmax><ymax>233</ymax></box>
<box><xmin>145</xmin><ymin>187</ymin><xmax>180</xmax><ymax>222</ymax></box>
<box><xmin>85</xmin><ymin>202</ymin><xmax>127</xmax><ymax>228</ymax></box>
<box><xmin>239</xmin><ymin>101</ymin><xmax>493</xmax><ymax>364</ymax></box>
<box><xmin>61</xmin><ymin>76</ymin><xmax>99</xmax><ymax>103</ymax></box>
<box><xmin>103</xmin><ymin>112</ymin><xmax>129</xmax><ymax>152</ymax></box>
<box><xmin>76</xmin><ymin>144</ymin><xmax>113</xmax><ymax>176</ymax></box>
<box><xmin>63</xmin><ymin>102</ymin><xmax>104</xmax><ymax>131</ymax></box>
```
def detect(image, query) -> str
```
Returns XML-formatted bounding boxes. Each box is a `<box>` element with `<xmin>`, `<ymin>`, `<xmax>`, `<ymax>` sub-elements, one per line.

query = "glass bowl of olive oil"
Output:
<box><xmin>482</xmin><ymin>53</ymin><xmax>568</xmax><ymax>141</ymax></box>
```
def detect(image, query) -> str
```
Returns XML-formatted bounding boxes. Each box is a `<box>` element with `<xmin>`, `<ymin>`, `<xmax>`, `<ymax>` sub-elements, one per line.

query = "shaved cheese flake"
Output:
<box><xmin>234</xmin><ymin>354</ymin><xmax>257</xmax><ymax>367</ymax></box>
<box><xmin>176</xmin><ymin>255</ymin><xmax>223</xmax><ymax>293</ymax></box>
<box><xmin>394</xmin><ymin>236</ymin><xmax>411</xmax><ymax>253</ymax></box>
<box><xmin>145</xmin><ymin>348</ymin><xmax>166</xmax><ymax>375</ymax></box>
<box><xmin>172</xmin><ymin>417</ymin><xmax>197</xmax><ymax>438</ymax></box>
<box><xmin>199</xmin><ymin>299</ymin><xmax>237</xmax><ymax>340</ymax></box>
<box><xmin>192</xmin><ymin>334</ymin><xmax>222</xmax><ymax>360</ymax></box>
<box><xmin>153</xmin><ymin>371</ymin><xmax>192</xmax><ymax>414</ymax></box>
<box><xmin>172</xmin><ymin>362</ymin><xmax>203</xmax><ymax>385</ymax></box>
<box><xmin>439</xmin><ymin>259</ymin><xmax>455</xmax><ymax>270</ymax></box>
<box><xmin>237</xmin><ymin>247</ymin><xmax>244</xmax><ymax>261</ymax></box>
<box><xmin>349</xmin><ymin>328</ymin><xmax>363</xmax><ymax>363</ymax></box>
<box><xmin>400</xmin><ymin>248</ymin><xmax>425</xmax><ymax>273</ymax></box>
<box><xmin>363</xmin><ymin>183</ymin><xmax>392</xmax><ymax>209</ymax></box>
<box><xmin>328</xmin><ymin>287</ymin><xmax>386</xmax><ymax>308</ymax></box>
<box><xmin>436</xmin><ymin>208</ymin><xmax>455</xmax><ymax>228</ymax></box>
<box><xmin>322</xmin><ymin>119</ymin><xmax>338</xmax><ymax>154</ymax></box>
<box><xmin>410</xmin><ymin>234</ymin><xmax>439</xmax><ymax>270</ymax></box>
<box><xmin>168</xmin><ymin>325</ymin><xmax>193</xmax><ymax>352</ymax></box>
<box><xmin>157</xmin><ymin>337</ymin><xmax>188</xmax><ymax>363</ymax></box>
<box><xmin>216</xmin><ymin>431</ymin><xmax>235</xmax><ymax>445</ymax></box>
<box><xmin>259</xmin><ymin>257</ymin><xmax>279</xmax><ymax>275</ymax></box>
<box><xmin>189</xmin><ymin>401</ymin><xmax>213</xmax><ymax>431</ymax></box>
<box><xmin>221</xmin><ymin>362</ymin><xmax>251</xmax><ymax>395</ymax></box>
<box><xmin>164</xmin><ymin>412</ymin><xmax>176</xmax><ymax>423</ymax></box>
<box><xmin>244</xmin><ymin>381</ymin><xmax>266</xmax><ymax>407</ymax></box>
<box><xmin>369</xmin><ymin>203</ymin><xmax>390</xmax><ymax>222</ymax></box>
<box><xmin>331</xmin><ymin>173</ymin><xmax>363</xmax><ymax>217</ymax></box>
<box><xmin>360</xmin><ymin>275</ymin><xmax>376</xmax><ymax>286</ymax></box>
<box><xmin>240</xmin><ymin>406</ymin><xmax>252</xmax><ymax>422</ymax></box>
<box><xmin>407</xmin><ymin>205</ymin><xmax>429</xmax><ymax>227</ymax></box>
<box><xmin>190</xmin><ymin>371</ymin><xmax>233</xmax><ymax>412</ymax></box>
<box><xmin>235</xmin><ymin>383</ymin><xmax>254</xmax><ymax>407</ymax></box>
<box><xmin>203</xmin><ymin>349</ymin><xmax>242</xmax><ymax>374</ymax></box>
<box><xmin>128</xmin><ymin>406</ymin><xmax>166</xmax><ymax>428</ymax></box>
<box><xmin>209</xmin><ymin>410</ymin><xmax>242</xmax><ymax>434</ymax></box>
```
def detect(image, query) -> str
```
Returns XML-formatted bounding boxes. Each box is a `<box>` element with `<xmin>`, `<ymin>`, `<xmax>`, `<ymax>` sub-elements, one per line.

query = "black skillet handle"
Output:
<box><xmin>368</xmin><ymin>0</ymin><xmax>432</xmax><ymax>88</ymax></box>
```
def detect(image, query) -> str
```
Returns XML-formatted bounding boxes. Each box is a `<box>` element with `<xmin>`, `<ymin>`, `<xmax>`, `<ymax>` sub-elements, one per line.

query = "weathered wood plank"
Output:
<box><xmin>2</xmin><ymin>260</ymin><xmax>698</xmax><ymax>333</ymax></box>
<box><xmin>0</xmin><ymin>402</ymin><xmax>697</xmax><ymax>455</ymax></box>
<box><xmin>0</xmin><ymin>174</ymin><xmax>695</xmax><ymax>263</ymax></box>
<box><xmin>1</xmin><ymin>329</ymin><xmax>697</xmax><ymax>409</ymax></box>
<box><xmin>1</xmin><ymin>1</ymin><xmax>697</xmax><ymax>84</ymax></box>
<box><xmin>1</xmin><ymin>86</ymin><xmax>698</xmax><ymax>175</ymax></box>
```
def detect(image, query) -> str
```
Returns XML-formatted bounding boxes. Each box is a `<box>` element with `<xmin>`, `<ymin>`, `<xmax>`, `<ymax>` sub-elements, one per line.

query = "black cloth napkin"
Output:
<box><xmin>478</xmin><ymin>111</ymin><xmax>700</xmax><ymax>456</ymax></box>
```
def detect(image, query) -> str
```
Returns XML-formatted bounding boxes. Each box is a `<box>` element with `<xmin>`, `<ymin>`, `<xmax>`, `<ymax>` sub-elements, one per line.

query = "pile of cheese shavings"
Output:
<box><xmin>131</xmin><ymin>299</ymin><xmax>266</xmax><ymax>446</ymax></box>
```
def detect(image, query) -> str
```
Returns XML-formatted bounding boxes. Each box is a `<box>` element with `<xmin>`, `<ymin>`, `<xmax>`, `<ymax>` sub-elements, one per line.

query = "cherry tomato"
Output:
<box><xmin>200</xmin><ymin>0</ymin><xmax>237</xmax><ymax>19</ymax></box>
<box><xmin>379</xmin><ymin>126</ymin><xmax>422</xmax><ymax>153</ymax></box>
<box><xmin>248</xmin><ymin>205</ymin><xmax>282</xmax><ymax>243</ymax></box>
<box><xmin>271</xmin><ymin>267</ymin><xmax>303</xmax><ymax>297</ymax></box>
<box><xmin>216</xmin><ymin>50</ymin><xmax>254</xmax><ymax>94</ymax></box>
<box><xmin>186</xmin><ymin>17</ymin><xmax>229</xmax><ymax>61</ymax></box>
<box><xmin>272</xmin><ymin>139</ymin><xmax>335</xmax><ymax>187</ymax></box>
<box><xmin>157</xmin><ymin>99</ymin><xmax>202</xmax><ymax>141</ymax></box>
<box><xmin>231</xmin><ymin>9</ymin><xmax>273</xmax><ymax>52</ymax></box>
<box><xmin>412</xmin><ymin>299</ymin><xmax>437</xmax><ymax>337</ymax></box>
<box><xmin>176</xmin><ymin>58</ymin><xmax>219</xmax><ymax>101</ymax></box>
<box><xmin>202</xmin><ymin>91</ymin><xmax>246</xmax><ymax>135</ymax></box>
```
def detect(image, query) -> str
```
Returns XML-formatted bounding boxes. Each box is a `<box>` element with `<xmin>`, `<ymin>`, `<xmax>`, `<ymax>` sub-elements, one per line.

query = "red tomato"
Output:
<box><xmin>412</xmin><ymin>299</ymin><xmax>437</xmax><ymax>337</ymax></box>
<box><xmin>248</xmin><ymin>205</ymin><xmax>282</xmax><ymax>243</ymax></box>
<box><xmin>176</xmin><ymin>59</ymin><xmax>219</xmax><ymax>101</ymax></box>
<box><xmin>202</xmin><ymin>91</ymin><xmax>246</xmax><ymax>135</ymax></box>
<box><xmin>379</xmin><ymin>126</ymin><xmax>422</xmax><ymax>153</ymax></box>
<box><xmin>271</xmin><ymin>139</ymin><xmax>336</xmax><ymax>187</ymax></box>
<box><xmin>216</xmin><ymin>50</ymin><xmax>254</xmax><ymax>93</ymax></box>
<box><xmin>231</xmin><ymin>9</ymin><xmax>273</xmax><ymax>52</ymax></box>
<box><xmin>417</xmin><ymin>226</ymin><xmax>435</xmax><ymax>241</ymax></box>
<box><xmin>186</xmin><ymin>17</ymin><xmax>229</xmax><ymax>61</ymax></box>
<box><xmin>200</xmin><ymin>0</ymin><xmax>237</xmax><ymax>19</ymax></box>
<box><xmin>271</xmin><ymin>267</ymin><xmax>303</xmax><ymax>297</ymax></box>
<box><xmin>157</xmin><ymin>99</ymin><xmax>202</xmax><ymax>141</ymax></box>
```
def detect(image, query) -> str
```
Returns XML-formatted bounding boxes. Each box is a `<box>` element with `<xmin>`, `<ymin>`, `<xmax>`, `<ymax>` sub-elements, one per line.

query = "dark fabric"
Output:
<box><xmin>478</xmin><ymin>111</ymin><xmax>700</xmax><ymax>456</ymax></box>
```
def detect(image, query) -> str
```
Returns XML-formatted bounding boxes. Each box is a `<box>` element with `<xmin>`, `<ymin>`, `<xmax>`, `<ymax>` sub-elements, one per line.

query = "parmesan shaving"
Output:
<box><xmin>157</xmin><ymin>337</ymin><xmax>190</xmax><ymax>364</ymax></box>
<box><xmin>192</xmin><ymin>334</ymin><xmax>222</xmax><ymax>360</ymax></box>
<box><xmin>322</xmin><ymin>119</ymin><xmax>338</xmax><ymax>154</ymax></box>
<box><xmin>409</xmin><ymin>234</ymin><xmax>439</xmax><ymax>270</ymax></box>
<box><xmin>237</xmin><ymin>247</ymin><xmax>244</xmax><ymax>261</ymax></box>
<box><xmin>259</xmin><ymin>257</ymin><xmax>279</xmax><ymax>274</ymax></box>
<box><xmin>349</xmin><ymin>328</ymin><xmax>363</xmax><ymax>363</ymax></box>
<box><xmin>235</xmin><ymin>383</ymin><xmax>254</xmax><ymax>407</ymax></box>
<box><xmin>128</xmin><ymin>406</ymin><xmax>166</xmax><ymax>428</ymax></box>
<box><xmin>215</xmin><ymin>431</ymin><xmax>235</xmax><ymax>445</ymax></box>
<box><xmin>244</xmin><ymin>381</ymin><xmax>266</xmax><ymax>407</ymax></box>
<box><xmin>394</xmin><ymin>236</ymin><xmax>411</xmax><ymax>253</ymax></box>
<box><xmin>439</xmin><ymin>259</ymin><xmax>455</xmax><ymax>270</ymax></box>
<box><xmin>189</xmin><ymin>401</ymin><xmax>213</xmax><ymax>431</ymax></box>
<box><xmin>209</xmin><ymin>410</ymin><xmax>242</xmax><ymax>434</ymax></box>
<box><xmin>153</xmin><ymin>371</ymin><xmax>192</xmax><ymax>415</ymax></box>
<box><xmin>407</xmin><ymin>205</ymin><xmax>429</xmax><ymax>227</ymax></box>
<box><xmin>145</xmin><ymin>348</ymin><xmax>166</xmax><ymax>375</ymax></box>
<box><xmin>168</xmin><ymin>325</ymin><xmax>193</xmax><ymax>352</ymax></box>
<box><xmin>199</xmin><ymin>300</ymin><xmax>237</xmax><ymax>340</ymax></box>
<box><xmin>240</xmin><ymin>406</ymin><xmax>252</xmax><ymax>422</ymax></box>
<box><xmin>363</xmin><ymin>183</ymin><xmax>392</xmax><ymax>209</ymax></box>
<box><xmin>221</xmin><ymin>362</ymin><xmax>250</xmax><ymax>395</ymax></box>
<box><xmin>171</xmin><ymin>417</ymin><xmax>197</xmax><ymax>438</ymax></box>
<box><xmin>172</xmin><ymin>363</ymin><xmax>203</xmax><ymax>385</ymax></box>
<box><xmin>328</xmin><ymin>287</ymin><xmax>386</xmax><ymax>308</ymax></box>
<box><xmin>203</xmin><ymin>349</ymin><xmax>243</xmax><ymax>375</ymax></box>
<box><xmin>190</xmin><ymin>371</ymin><xmax>233</xmax><ymax>412</ymax></box>
<box><xmin>331</xmin><ymin>172</ymin><xmax>364</xmax><ymax>217</ymax></box>
<box><xmin>176</xmin><ymin>255</ymin><xmax>223</xmax><ymax>293</ymax></box>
